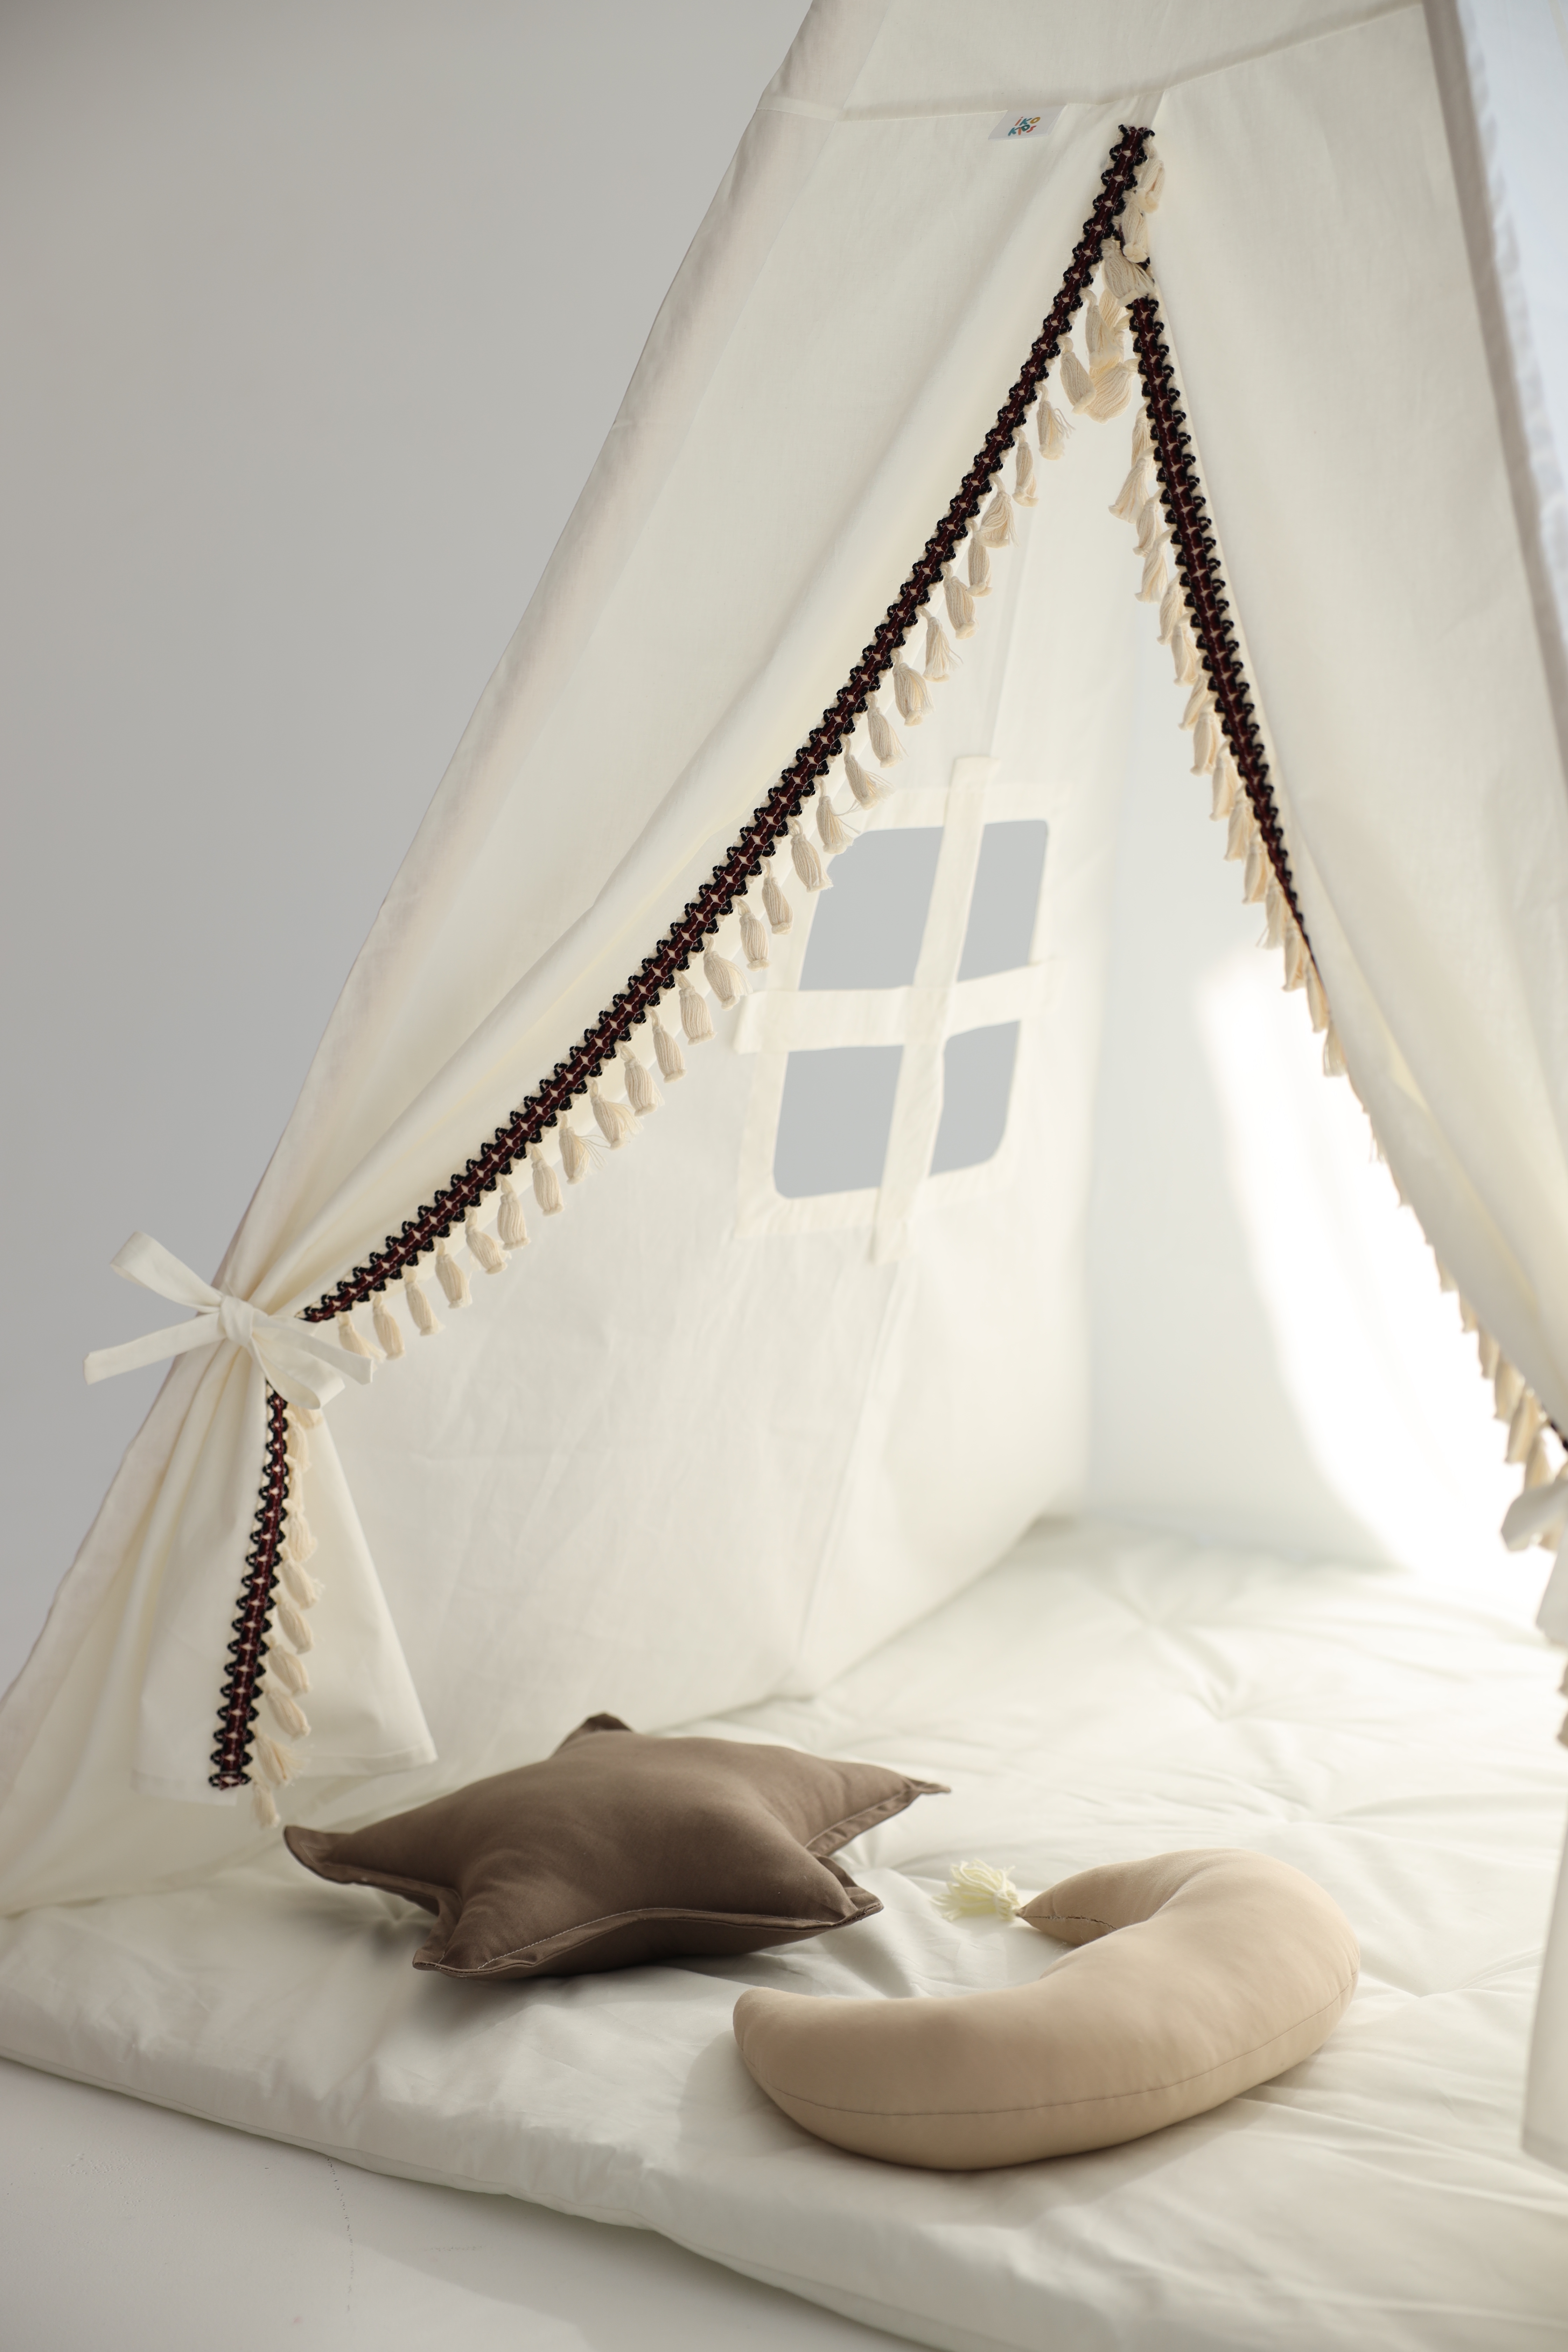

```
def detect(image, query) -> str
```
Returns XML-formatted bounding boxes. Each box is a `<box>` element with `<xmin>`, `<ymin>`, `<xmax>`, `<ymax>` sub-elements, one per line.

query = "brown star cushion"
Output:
<box><xmin>284</xmin><ymin>1713</ymin><xmax>946</xmax><ymax>1979</ymax></box>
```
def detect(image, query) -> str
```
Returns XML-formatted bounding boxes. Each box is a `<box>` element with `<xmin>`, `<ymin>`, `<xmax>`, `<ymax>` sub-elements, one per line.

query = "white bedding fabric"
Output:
<box><xmin>3</xmin><ymin>1519</ymin><xmax>1566</xmax><ymax>2352</ymax></box>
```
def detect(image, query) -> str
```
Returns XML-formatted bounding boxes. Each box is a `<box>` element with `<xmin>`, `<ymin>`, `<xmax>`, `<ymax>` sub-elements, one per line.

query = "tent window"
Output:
<box><xmin>958</xmin><ymin>820</ymin><xmax>1049</xmax><ymax>979</ymax></box>
<box><xmin>774</xmin><ymin>1043</ymin><xmax>904</xmax><ymax>1198</ymax></box>
<box><xmin>930</xmin><ymin>1021</ymin><xmax>1021</xmax><ymax>1174</ymax></box>
<box><xmin>799</xmin><ymin>829</ymin><xmax>943</xmax><ymax>990</ymax></box>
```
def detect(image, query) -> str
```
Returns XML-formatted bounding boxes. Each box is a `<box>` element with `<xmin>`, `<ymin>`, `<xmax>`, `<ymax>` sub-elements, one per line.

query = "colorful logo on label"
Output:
<box><xmin>988</xmin><ymin>107</ymin><xmax>1061</xmax><ymax>145</ymax></box>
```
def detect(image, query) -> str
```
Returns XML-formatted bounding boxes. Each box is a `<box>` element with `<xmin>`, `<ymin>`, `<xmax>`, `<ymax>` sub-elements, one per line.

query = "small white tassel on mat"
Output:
<box><xmin>651</xmin><ymin>1010</ymin><xmax>688</xmax><ymax>1077</ymax></box>
<box><xmin>529</xmin><ymin>1141</ymin><xmax>564</xmax><ymax>1214</ymax></box>
<box><xmin>435</xmin><ymin>1240</ymin><xmax>470</xmax><ymax>1307</ymax></box>
<box><xmin>935</xmin><ymin>1861</ymin><xmax>1023</xmax><ymax>1922</ymax></box>
<box><xmin>402</xmin><ymin>1265</ymin><xmax>441</xmax><ymax>1336</ymax></box>
<box><xmin>465</xmin><ymin>1208</ymin><xmax>507</xmax><ymax>1274</ymax></box>
<box><xmin>496</xmin><ymin>1175</ymin><xmax>530</xmax><ymax>1248</ymax></box>
<box><xmin>372</xmin><ymin>1292</ymin><xmax>405</xmax><ymax>1358</ymax></box>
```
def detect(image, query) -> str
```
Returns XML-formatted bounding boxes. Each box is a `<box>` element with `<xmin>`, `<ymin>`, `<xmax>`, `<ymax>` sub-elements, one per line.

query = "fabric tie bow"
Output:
<box><xmin>85</xmin><ymin>1232</ymin><xmax>373</xmax><ymax>1414</ymax></box>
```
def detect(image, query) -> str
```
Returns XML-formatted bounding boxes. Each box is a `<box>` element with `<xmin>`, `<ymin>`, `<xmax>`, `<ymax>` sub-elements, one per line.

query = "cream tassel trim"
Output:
<box><xmin>372</xmin><ymin>1292</ymin><xmax>406</xmax><ymax>1358</ymax></box>
<box><xmin>1242</xmin><ymin>829</ymin><xmax>1269</xmax><ymax>905</ymax></box>
<box><xmin>702</xmin><ymin>944</ymin><xmax>748</xmax><ymax>1009</ymax></box>
<box><xmin>1101</xmin><ymin>241</ymin><xmax>1155</xmax><ymax>303</ymax></box>
<box><xmin>678</xmin><ymin>971</ymin><xmax>715</xmax><ymax>1039</ymax></box>
<box><xmin>1038</xmin><ymin>401</ymin><xmax>1071</xmax><ymax>459</ymax></box>
<box><xmin>264</xmin><ymin>1681</ymin><xmax>310</xmax><ymax>1742</ymax></box>
<box><xmin>1508</xmin><ymin>1389</ymin><xmax>1545</xmax><ymax>1466</ymax></box>
<box><xmin>279</xmin><ymin>1510</ymin><xmax>316</xmax><ymax>1567</ymax></box>
<box><xmin>496</xmin><ymin>1174</ymin><xmax>530</xmax><ymax>1248</ymax></box>
<box><xmin>1138</xmin><ymin>548</ymin><xmax>1167</xmax><ymax>604</ymax></box>
<box><xmin>465</xmin><ymin>1208</ymin><xmax>507</xmax><ymax>1274</ymax></box>
<box><xmin>590</xmin><ymin>1077</ymin><xmax>639</xmax><ymax>1147</ymax></box>
<box><xmin>1087</xmin><ymin>360</ymin><xmax>1135</xmax><ymax>422</ymax></box>
<box><xmin>269</xmin><ymin>1644</ymin><xmax>310</xmax><ymax>1696</ymax></box>
<box><xmin>434</xmin><ymin>1239</ymin><xmax>470</xmax><ymax>1307</ymax></box>
<box><xmin>967</xmin><ymin>536</ymin><xmax>992</xmax><ymax>596</ymax></box>
<box><xmin>844</xmin><ymin>751</ymin><xmax>885</xmax><ymax>808</ymax></box>
<box><xmin>1060</xmin><ymin>344</ymin><xmax>1095</xmax><ymax>413</ymax></box>
<box><xmin>922</xmin><ymin>613</ymin><xmax>954</xmax><ymax>684</ymax></box>
<box><xmin>620</xmin><ymin>1043</ymin><xmax>661</xmax><ymax>1113</ymax></box>
<box><xmin>651</xmin><ymin>1009</ymin><xmax>688</xmax><ymax>1077</ymax></box>
<box><xmin>1225</xmin><ymin>797</ymin><xmax>1253</xmax><ymax>863</ymax></box>
<box><xmin>402</xmin><ymin>1265</ymin><xmax>441</xmax><ymax>1335</ymax></box>
<box><xmin>789</xmin><ymin>818</ymin><xmax>828</xmax><ymax>891</ymax></box>
<box><xmin>335</xmin><ymin>1310</ymin><xmax>379</xmax><ymax>1362</ymax></box>
<box><xmin>1479</xmin><ymin>1330</ymin><xmax>1501</xmax><ymax>1380</ymax></box>
<box><xmin>892</xmin><ymin>656</ymin><xmax>931</xmax><ymax>725</ymax></box>
<box><xmin>274</xmin><ymin>1595</ymin><xmax>313</xmax><ymax>1654</ymax></box>
<box><xmin>1210</xmin><ymin>753</ymin><xmax>1238</xmax><ymax>822</ymax></box>
<box><xmin>1321</xmin><ymin>1020</ymin><xmax>1348</xmax><ymax>1079</ymax></box>
<box><xmin>1494</xmin><ymin>1359</ymin><xmax>1525</xmax><ymax>1422</ymax></box>
<box><xmin>1013</xmin><ymin>433</ymin><xmax>1037</xmax><ymax>506</ymax></box>
<box><xmin>1111</xmin><ymin>458</ymin><xmax>1151</xmax><ymax>521</ymax></box>
<box><xmin>864</xmin><ymin>699</ymin><xmax>902</xmax><ymax>765</ymax></box>
<box><xmin>978</xmin><ymin>487</ymin><xmax>1014</xmax><ymax>549</ymax></box>
<box><xmin>1304</xmin><ymin>962</ymin><xmax>1330</xmax><ymax>1034</ymax></box>
<box><xmin>738</xmin><ymin>905</ymin><xmax>771</xmax><ymax>970</ymax></box>
<box><xmin>559</xmin><ymin>1119</ymin><xmax>593</xmax><ymax>1183</ymax></box>
<box><xmin>278</xmin><ymin>1554</ymin><xmax>320</xmax><ymax>1610</ymax></box>
<box><xmin>816</xmin><ymin>789</ymin><xmax>856</xmax><ymax>855</ymax></box>
<box><xmin>252</xmin><ymin>1786</ymin><xmax>280</xmax><ymax>1829</ymax></box>
<box><xmin>936</xmin><ymin>1860</ymin><xmax>1023</xmax><ymax>1921</ymax></box>
<box><xmin>250</xmin><ymin>1734</ymin><xmax>298</xmax><ymax>1789</ymax></box>
<box><xmin>944</xmin><ymin>569</ymin><xmax>976</xmax><ymax>637</ymax></box>
<box><xmin>1158</xmin><ymin>576</ymin><xmax>1182</xmax><ymax>644</ymax></box>
<box><xmin>529</xmin><ymin>1140</ymin><xmax>565</xmax><ymax>1213</ymax></box>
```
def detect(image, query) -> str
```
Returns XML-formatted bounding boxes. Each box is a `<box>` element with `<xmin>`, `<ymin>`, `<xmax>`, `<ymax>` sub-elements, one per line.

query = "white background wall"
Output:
<box><xmin>2</xmin><ymin>0</ymin><xmax>1544</xmax><ymax>1697</ymax></box>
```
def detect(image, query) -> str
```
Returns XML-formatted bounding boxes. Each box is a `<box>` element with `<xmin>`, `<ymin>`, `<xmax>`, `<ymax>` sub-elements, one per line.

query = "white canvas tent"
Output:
<box><xmin>5</xmin><ymin>2</ymin><xmax>1568</xmax><ymax>2343</ymax></box>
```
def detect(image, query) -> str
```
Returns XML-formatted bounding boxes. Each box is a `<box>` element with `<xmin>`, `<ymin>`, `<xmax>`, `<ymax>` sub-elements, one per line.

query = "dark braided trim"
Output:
<box><xmin>1127</xmin><ymin>296</ymin><xmax>1305</xmax><ymax>937</ymax></box>
<box><xmin>302</xmin><ymin>122</ymin><xmax>1153</xmax><ymax>1325</ymax></box>
<box><xmin>210</xmin><ymin>1387</ymin><xmax>289</xmax><ymax>1790</ymax></box>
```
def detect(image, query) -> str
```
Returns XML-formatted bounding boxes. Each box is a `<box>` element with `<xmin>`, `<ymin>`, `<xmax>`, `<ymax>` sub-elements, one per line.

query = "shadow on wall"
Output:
<box><xmin>1085</xmin><ymin>624</ymin><xmax>1520</xmax><ymax>1585</ymax></box>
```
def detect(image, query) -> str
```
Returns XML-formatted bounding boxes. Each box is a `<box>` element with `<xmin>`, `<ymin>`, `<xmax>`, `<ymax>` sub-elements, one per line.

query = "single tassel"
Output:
<box><xmin>1087</xmin><ymin>361</ymin><xmax>1134</xmax><ymax>422</ymax></box>
<box><xmin>1507</xmin><ymin>1389</ymin><xmax>1545</xmax><ymax>1465</ymax></box>
<box><xmin>465</xmin><ymin>1209</ymin><xmax>507</xmax><ymax>1275</ymax></box>
<box><xmin>496</xmin><ymin>1174</ymin><xmax>530</xmax><ymax>1248</ymax></box>
<box><xmin>434</xmin><ymin>1240</ymin><xmax>470</xmax><ymax>1307</ymax></box>
<box><xmin>935</xmin><ymin>1860</ymin><xmax>1022</xmax><ymax>1921</ymax></box>
<box><xmin>1479</xmin><ymin>1330</ymin><xmax>1501</xmax><ymax>1380</ymax></box>
<box><xmin>944</xmin><ymin>568</ymin><xmax>976</xmax><ymax>636</ymax></box>
<box><xmin>336</xmin><ymin>1310</ymin><xmax>378</xmax><ymax>1362</ymax></box>
<box><xmin>844</xmin><ymin>751</ymin><xmax>884</xmax><ymax>809</ymax></box>
<box><xmin>651</xmin><ymin>1009</ymin><xmax>688</xmax><ymax>1078</ymax></box>
<box><xmin>760</xmin><ymin>874</ymin><xmax>793</xmax><ymax>934</ymax></box>
<box><xmin>865</xmin><ymin>698</ymin><xmax>902</xmax><ymax>765</ymax></box>
<box><xmin>372</xmin><ymin>1291</ymin><xmax>406</xmax><ymax>1359</ymax></box>
<box><xmin>1282</xmin><ymin>920</ymin><xmax>1308</xmax><ymax>990</ymax></box>
<box><xmin>1225</xmin><ymin>798</ymin><xmax>1252</xmax><ymax>862</ymax></box>
<box><xmin>1038</xmin><ymin>401</ymin><xmax>1071</xmax><ymax>459</ymax></box>
<box><xmin>1243</xmin><ymin>831</ymin><xmax>1269</xmax><ymax>904</ymax></box>
<box><xmin>816</xmin><ymin>789</ymin><xmax>855</xmax><ymax>854</ymax></box>
<box><xmin>1138</xmin><ymin>549</ymin><xmax>1167</xmax><ymax>603</ymax></box>
<box><xmin>1158</xmin><ymin>576</ymin><xmax>1183</xmax><ymax>645</ymax></box>
<box><xmin>1085</xmin><ymin>298</ymin><xmax>1107</xmax><ymax>362</ymax></box>
<box><xmin>529</xmin><ymin>1141</ymin><xmax>565</xmax><ymax>1214</ymax></box>
<box><xmin>1131</xmin><ymin>409</ymin><xmax>1154</xmax><ymax>465</ymax></box>
<box><xmin>922</xmin><ymin>613</ymin><xmax>954</xmax><ymax>683</ymax></box>
<box><xmin>250</xmin><ymin>1734</ymin><xmax>298</xmax><ymax>1789</ymax></box>
<box><xmin>1210</xmin><ymin>757</ymin><xmax>1237</xmax><ymax>822</ymax></box>
<box><xmin>1136</xmin><ymin>153</ymin><xmax>1165</xmax><ymax>211</ymax></box>
<box><xmin>264</xmin><ymin>1682</ymin><xmax>311</xmax><ymax>1742</ymax></box>
<box><xmin>1321</xmin><ymin>1020</ymin><xmax>1347</xmax><ymax>1078</ymax></box>
<box><xmin>280</xmin><ymin>1511</ymin><xmax>316</xmax><ymax>1567</ymax></box>
<box><xmin>1013</xmin><ymin>433</ymin><xmax>1037</xmax><ymax>506</ymax></box>
<box><xmin>738</xmin><ymin>905</ymin><xmax>770</xmax><ymax>970</ymax></box>
<box><xmin>251</xmin><ymin>1785</ymin><xmax>280</xmax><ymax>1829</ymax></box>
<box><xmin>1099</xmin><ymin>287</ymin><xmax>1128</xmax><ymax>338</ymax></box>
<box><xmin>1495</xmin><ymin>1359</ymin><xmax>1525</xmax><ymax>1423</ymax></box>
<box><xmin>279</xmin><ymin>1555</ymin><xmax>320</xmax><ymax>1610</ymax></box>
<box><xmin>1458</xmin><ymin>1296</ymin><xmax>1479</xmax><ymax>1336</ymax></box>
<box><xmin>891</xmin><ymin>657</ymin><xmax>931</xmax><ymax>726</ymax></box>
<box><xmin>1101</xmin><ymin>241</ymin><xmax>1155</xmax><ymax>302</ymax></box>
<box><xmin>678</xmin><ymin>972</ymin><xmax>715</xmax><ymax>1040</ymax></box>
<box><xmin>1192</xmin><ymin>707</ymin><xmax>1220</xmax><ymax>772</ymax></box>
<box><xmin>589</xmin><ymin>1077</ymin><xmax>639</xmax><ymax>1146</ymax></box>
<box><xmin>1121</xmin><ymin>206</ymin><xmax>1150</xmax><ymax>264</ymax></box>
<box><xmin>1111</xmin><ymin>458</ymin><xmax>1150</xmax><ymax>520</ymax></box>
<box><xmin>1304</xmin><ymin>962</ymin><xmax>1330</xmax><ymax>1034</ymax></box>
<box><xmin>269</xmin><ymin>1645</ymin><xmax>310</xmax><ymax>1696</ymax></box>
<box><xmin>403</xmin><ymin>1264</ymin><xmax>441</xmax><ymax>1334</ymax></box>
<box><xmin>1174</xmin><ymin>626</ymin><xmax>1199</xmax><ymax>686</ymax></box>
<box><xmin>702</xmin><ymin>944</ymin><xmax>748</xmax><ymax>1008</ymax></box>
<box><xmin>1526</xmin><ymin>1432</ymin><xmax>1554</xmax><ymax>1488</ymax></box>
<box><xmin>559</xmin><ymin>1119</ymin><xmax>593</xmax><ymax>1182</ymax></box>
<box><xmin>979</xmin><ymin>486</ymin><xmax>1015</xmax><ymax>548</ymax></box>
<box><xmin>1134</xmin><ymin>500</ymin><xmax>1164</xmax><ymax>558</ymax></box>
<box><xmin>1060</xmin><ymin>345</ymin><xmax>1095</xmax><ymax>412</ymax></box>
<box><xmin>285</xmin><ymin>1415</ymin><xmax>312</xmax><ymax>1468</ymax></box>
<box><xmin>1182</xmin><ymin>680</ymin><xmax>1212</xmax><ymax>729</ymax></box>
<box><xmin>967</xmin><ymin>534</ymin><xmax>992</xmax><ymax>595</ymax></box>
<box><xmin>274</xmin><ymin>1596</ymin><xmax>313</xmax><ymax>1654</ymax></box>
<box><xmin>789</xmin><ymin>817</ymin><xmax>828</xmax><ymax>891</ymax></box>
<box><xmin>1262</xmin><ymin>877</ymin><xmax>1287</xmax><ymax>949</ymax></box>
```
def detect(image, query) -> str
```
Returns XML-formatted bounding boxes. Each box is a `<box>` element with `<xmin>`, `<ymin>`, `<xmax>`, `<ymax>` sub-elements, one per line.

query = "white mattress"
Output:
<box><xmin>3</xmin><ymin>1520</ymin><xmax>1566</xmax><ymax>2352</ymax></box>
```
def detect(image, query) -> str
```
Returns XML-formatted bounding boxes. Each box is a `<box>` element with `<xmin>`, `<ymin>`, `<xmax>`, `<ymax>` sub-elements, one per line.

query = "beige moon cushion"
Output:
<box><xmin>733</xmin><ymin>1848</ymin><xmax>1359</xmax><ymax>2169</ymax></box>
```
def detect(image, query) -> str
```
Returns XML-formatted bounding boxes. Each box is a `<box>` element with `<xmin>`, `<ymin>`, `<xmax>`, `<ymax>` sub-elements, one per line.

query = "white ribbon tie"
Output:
<box><xmin>85</xmin><ymin>1232</ymin><xmax>373</xmax><ymax>1414</ymax></box>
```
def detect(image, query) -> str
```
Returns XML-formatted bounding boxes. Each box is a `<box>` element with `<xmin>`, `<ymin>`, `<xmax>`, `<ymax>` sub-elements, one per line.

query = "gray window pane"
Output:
<box><xmin>957</xmin><ymin>820</ymin><xmax>1049</xmax><ymax>980</ymax></box>
<box><xmin>774</xmin><ymin>1044</ymin><xmax>903</xmax><ymax>1198</ymax></box>
<box><xmin>799</xmin><ymin>827</ymin><xmax>943</xmax><ymax>990</ymax></box>
<box><xmin>930</xmin><ymin>1022</ymin><xmax>1020</xmax><ymax>1174</ymax></box>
